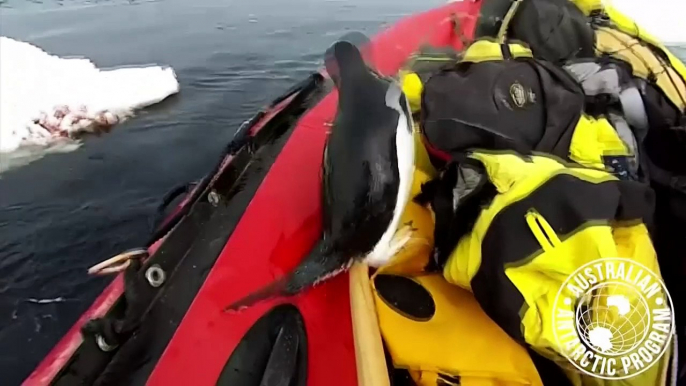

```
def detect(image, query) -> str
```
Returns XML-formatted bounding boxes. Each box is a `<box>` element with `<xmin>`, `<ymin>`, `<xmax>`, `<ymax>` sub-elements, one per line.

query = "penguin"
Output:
<box><xmin>223</xmin><ymin>40</ymin><xmax>415</xmax><ymax>312</ymax></box>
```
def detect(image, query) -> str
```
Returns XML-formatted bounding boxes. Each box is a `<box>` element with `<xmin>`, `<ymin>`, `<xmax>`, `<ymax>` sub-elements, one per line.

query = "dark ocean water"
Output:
<box><xmin>0</xmin><ymin>0</ymin><xmax>441</xmax><ymax>383</ymax></box>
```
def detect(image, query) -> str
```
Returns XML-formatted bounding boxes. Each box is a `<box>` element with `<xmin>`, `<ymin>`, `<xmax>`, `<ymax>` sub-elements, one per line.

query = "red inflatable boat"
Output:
<box><xmin>25</xmin><ymin>2</ymin><xmax>482</xmax><ymax>385</ymax></box>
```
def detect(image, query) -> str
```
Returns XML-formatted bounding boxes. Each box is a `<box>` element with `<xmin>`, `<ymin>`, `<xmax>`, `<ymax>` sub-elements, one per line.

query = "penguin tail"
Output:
<box><xmin>222</xmin><ymin>277</ymin><xmax>291</xmax><ymax>313</ymax></box>
<box><xmin>223</xmin><ymin>240</ymin><xmax>351</xmax><ymax>313</ymax></box>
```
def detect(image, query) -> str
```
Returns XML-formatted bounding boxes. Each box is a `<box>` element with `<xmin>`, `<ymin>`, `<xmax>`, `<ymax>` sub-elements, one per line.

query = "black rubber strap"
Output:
<box><xmin>145</xmin><ymin>74</ymin><xmax>322</xmax><ymax>246</ymax></box>
<box><xmin>501</xmin><ymin>43</ymin><xmax>513</xmax><ymax>60</ymax></box>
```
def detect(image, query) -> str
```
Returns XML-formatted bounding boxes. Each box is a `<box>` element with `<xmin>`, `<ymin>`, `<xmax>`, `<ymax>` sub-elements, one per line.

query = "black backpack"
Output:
<box><xmin>419</xmin><ymin>40</ymin><xmax>585</xmax><ymax>162</ymax></box>
<box><xmin>475</xmin><ymin>0</ymin><xmax>596</xmax><ymax>63</ymax></box>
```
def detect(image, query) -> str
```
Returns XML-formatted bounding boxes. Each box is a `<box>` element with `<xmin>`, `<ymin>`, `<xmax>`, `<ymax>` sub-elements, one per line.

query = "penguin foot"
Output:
<box><xmin>365</xmin><ymin>225</ymin><xmax>413</xmax><ymax>268</ymax></box>
<box><xmin>394</xmin><ymin>223</ymin><xmax>428</xmax><ymax>251</ymax></box>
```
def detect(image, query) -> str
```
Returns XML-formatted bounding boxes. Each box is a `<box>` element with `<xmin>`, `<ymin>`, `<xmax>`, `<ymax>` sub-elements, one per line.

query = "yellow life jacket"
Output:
<box><xmin>349</xmin><ymin>167</ymin><xmax>437</xmax><ymax>386</ymax></box>
<box><xmin>567</xmin><ymin>115</ymin><xmax>633</xmax><ymax>173</ymax></box>
<box><xmin>350</xmin><ymin>163</ymin><xmax>544</xmax><ymax>386</ymax></box>
<box><xmin>372</xmin><ymin>272</ymin><xmax>544</xmax><ymax>386</ymax></box>
<box><xmin>441</xmin><ymin>151</ymin><xmax>672</xmax><ymax>386</ymax></box>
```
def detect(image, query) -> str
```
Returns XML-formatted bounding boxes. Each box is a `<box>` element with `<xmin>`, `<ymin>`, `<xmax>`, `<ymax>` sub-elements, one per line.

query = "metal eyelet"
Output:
<box><xmin>96</xmin><ymin>334</ymin><xmax>118</xmax><ymax>352</ymax></box>
<box><xmin>208</xmin><ymin>190</ymin><xmax>220</xmax><ymax>206</ymax></box>
<box><xmin>145</xmin><ymin>265</ymin><xmax>166</xmax><ymax>288</ymax></box>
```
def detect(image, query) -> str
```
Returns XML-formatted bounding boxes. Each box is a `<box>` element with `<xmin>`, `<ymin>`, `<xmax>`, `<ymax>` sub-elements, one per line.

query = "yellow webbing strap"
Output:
<box><xmin>462</xmin><ymin>39</ymin><xmax>533</xmax><ymax>63</ymax></box>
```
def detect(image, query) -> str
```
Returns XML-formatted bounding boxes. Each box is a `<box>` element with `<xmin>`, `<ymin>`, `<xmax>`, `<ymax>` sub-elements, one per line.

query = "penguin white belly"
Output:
<box><xmin>364</xmin><ymin>91</ymin><xmax>415</xmax><ymax>268</ymax></box>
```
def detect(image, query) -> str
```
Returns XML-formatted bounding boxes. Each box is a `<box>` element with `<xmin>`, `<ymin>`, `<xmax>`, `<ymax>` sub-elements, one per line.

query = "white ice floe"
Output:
<box><xmin>0</xmin><ymin>36</ymin><xmax>180</xmax><ymax>154</ymax></box>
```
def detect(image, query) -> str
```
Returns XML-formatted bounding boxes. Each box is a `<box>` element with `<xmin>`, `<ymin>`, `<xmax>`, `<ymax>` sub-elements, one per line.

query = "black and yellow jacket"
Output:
<box><xmin>440</xmin><ymin>151</ymin><xmax>671</xmax><ymax>386</ymax></box>
<box><xmin>394</xmin><ymin>2</ymin><xmax>685</xmax><ymax>385</ymax></box>
<box><xmin>481</xmin><ymin>0</ymin><xmax>686</xmax><ymax>180</ymax></box>
<box><xmin>400</xmin><ymin>38</ymin><xmax>648</xmax><ymax>184</ymax></box>
<box><xmin>403</xmin><ymin>0</ymin><xmax>686</xmax><ymax>185</ymax></box>
<box><xmin>353</xmin><ymin>164</ymin><xmax>545</xmax><ymax>386</ymax></box>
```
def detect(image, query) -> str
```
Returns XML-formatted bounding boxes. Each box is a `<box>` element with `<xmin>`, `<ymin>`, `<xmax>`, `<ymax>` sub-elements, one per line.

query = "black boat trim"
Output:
<box><xmin>51</xmin><ymin>73</ymin><xmax>326</xmax><ymax>386</ymax></box>
<box><xmin>145</xmin><ymin>74</ymin><xmax>324</xmax><ymax>245</ymax></box>
<box><xmin>149</xmin><ymin>181</ymin><xmax>198</xmax><ymax>232</ymax></box>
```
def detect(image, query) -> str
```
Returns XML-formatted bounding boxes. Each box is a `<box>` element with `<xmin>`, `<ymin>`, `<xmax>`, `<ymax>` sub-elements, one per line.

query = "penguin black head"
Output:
<box><xmin>324</xmin><ymin>40</ymin><xmax>375</xmax><ymax>91</ymax></box>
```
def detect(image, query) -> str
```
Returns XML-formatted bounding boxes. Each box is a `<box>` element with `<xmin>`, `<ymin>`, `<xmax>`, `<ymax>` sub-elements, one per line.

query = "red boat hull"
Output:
<box><xmin>25</xmin><ymin>2</ymin><xmax>482</xmax><ymax>385</ymax></box>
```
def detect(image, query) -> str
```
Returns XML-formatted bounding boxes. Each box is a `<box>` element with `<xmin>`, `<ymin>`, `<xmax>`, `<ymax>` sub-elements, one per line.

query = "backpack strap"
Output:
<box><xmin>415</xmin><ymin>155</ymin><xmax>498</xmax><ymax>271</ymax></box>
<box><xmin>496</xmin><ymin>0</ymin><xmax>522</xmax><ymax>42</ymax></box>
